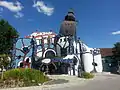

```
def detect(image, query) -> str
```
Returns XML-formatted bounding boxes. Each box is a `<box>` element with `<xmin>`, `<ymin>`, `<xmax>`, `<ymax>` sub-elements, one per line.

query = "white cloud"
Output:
<box><xmin>28</xmin><ymin>19</ymin><xmax>34</xmax><ymax>22</ymax></box>
<box><xmin>112</xmin><ymin>31</ymin><xmax>120</xmax><ymax>35</ymax></box>
<box><xmin>0</xmin><ymin>7</ymin><xmax>3</xmax><ymax>13</ymax></box>
<box><xmin>0</xmin><ymin>7</ymin><xmax>3</xmax><ymax>11</ymax></box>
<box><xmin>14</xmin><ymin>12</ymin><xmax>24</xmax><ymax>18</ymax></box>
<box><xmin>0</xmin><ymin>1</ymin><xmax>23</xmax><ymax>12</ymax></box>
<box><xmin>0</xmin><ymin>0</ymin><xmax>24</xmax><ymax>18</ymax></box>
<box><xmin>33</xmin><ymin>0</ymin><xmax>54</xmax><ymax>16</ymax></box>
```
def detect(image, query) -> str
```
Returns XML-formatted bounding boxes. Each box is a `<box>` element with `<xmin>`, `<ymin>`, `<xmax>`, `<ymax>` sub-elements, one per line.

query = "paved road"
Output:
<box><xmin>51</xmin><ymin>74</ymin><xmax>120</xmax><ymax>90</ymax></box>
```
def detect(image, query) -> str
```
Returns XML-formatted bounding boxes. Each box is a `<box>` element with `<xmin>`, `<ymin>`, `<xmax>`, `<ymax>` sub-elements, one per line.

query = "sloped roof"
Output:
<box><xmin>100</xmin><ymin>48</ymin><xmax>113</xmax><ymax>57</ymax></box>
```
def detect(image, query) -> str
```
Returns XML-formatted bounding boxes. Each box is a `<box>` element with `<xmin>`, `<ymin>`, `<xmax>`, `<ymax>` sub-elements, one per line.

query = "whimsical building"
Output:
<box><xmin>12</xmin><ymin>10</ymin><xmax>103</xmax><ymax>76</ymax></box>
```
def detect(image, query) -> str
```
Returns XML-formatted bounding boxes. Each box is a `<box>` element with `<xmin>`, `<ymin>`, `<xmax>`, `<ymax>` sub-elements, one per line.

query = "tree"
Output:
<box><xmin>112</xmin><ymin>42</ymin><xmax>120</xmax><ymax>61</ymax></box>
<box><xmin>0</xmin><ymin>19</ymin><xmax>19</xmax><ymax>78</ymax></box>
<box><xmin>0</xmin><ymin>54</ymin><xmax>11</xmax><ymax>79</ymax></box>
<box><xmin>112</xmin><ymin>42</ymin><xmax>120</xmax><ymax>73</ymax></box>
<box><xmin>0</xmin><ymin>19</ymin><xmax>19</xmax><ymax>54</ymax></box>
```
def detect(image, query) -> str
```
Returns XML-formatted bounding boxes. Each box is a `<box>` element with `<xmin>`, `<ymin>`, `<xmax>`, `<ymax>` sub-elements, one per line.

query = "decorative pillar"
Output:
<box><xmin>31</xmin><ymin>36</ymin><xmax>36</xmax><ymax>69</ymax></box>
<box><xmin>78</xmin><ymin>38</ymin><xmax>84</xmax><ymax>77</ymax></box>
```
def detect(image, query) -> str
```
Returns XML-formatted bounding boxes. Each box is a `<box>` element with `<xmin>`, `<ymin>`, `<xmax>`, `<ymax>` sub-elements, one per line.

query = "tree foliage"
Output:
<box><xmin>112</xmin><ymin>42</ymin><xmax>120</xmax><ymax>61</ymax></box>
<box><xmin>0</xmin><ymin>54</ymin><xmax>10</xmax><ymax>69</ymax></box>
<box><xmin>0</xmin><ymin>19</ymin><xmax>19</xmax><ymax>54</ymax></box>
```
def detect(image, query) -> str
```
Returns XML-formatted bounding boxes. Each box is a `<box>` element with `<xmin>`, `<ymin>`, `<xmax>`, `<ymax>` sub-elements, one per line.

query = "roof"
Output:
<box><xmin>100</xmin><ymin>48</ymin><xmax>113</xmax><ymax>57</ymax></box>
<box><xmin>25</xmin><ymin>31</ymin><xmax>56</xmax><ymax>39</ymax></box>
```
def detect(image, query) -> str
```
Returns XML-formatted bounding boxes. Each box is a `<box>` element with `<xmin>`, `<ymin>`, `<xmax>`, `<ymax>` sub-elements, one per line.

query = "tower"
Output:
<box><xmin>59</xmin><ymin>9</ymin><xmax>77</xmax><ymax>37</ymax></box>
<box><xmin>57</xmin><ymin>9</ymin><xmax>79</xmax><ymax>75</ymax></box>
<box><xmin>55</xmin><ymin>9</ymin><xmax>78</xmax><ymax>56</ymax></box>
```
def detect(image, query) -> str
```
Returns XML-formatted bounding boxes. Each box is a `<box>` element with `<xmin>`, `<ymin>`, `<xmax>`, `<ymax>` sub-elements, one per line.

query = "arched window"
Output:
<box><xmin>20</xmin><ymin>62</ymin><xmax>23</xmax><ymax>68</ymax></box>
<box><xmin>45</xmin><ymin>51</ymin><xmax>56</xmax><ymax>58</ymax></box>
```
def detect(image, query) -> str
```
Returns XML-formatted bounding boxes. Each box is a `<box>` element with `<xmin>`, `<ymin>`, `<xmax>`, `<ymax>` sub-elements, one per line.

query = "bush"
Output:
<box><xmin>1</xmin><ymin>68</ymin><xmax>49</xmax><ymax>87</ymax></box>
<box><xmin>81</xmin><ymin>72</ymin><xmax>94</xmax><ymax>79</ymax></box>
<box><xmin>0</xmin><ymin>54</ymin><xmax>10</xmax><ymax>69</ymax></box>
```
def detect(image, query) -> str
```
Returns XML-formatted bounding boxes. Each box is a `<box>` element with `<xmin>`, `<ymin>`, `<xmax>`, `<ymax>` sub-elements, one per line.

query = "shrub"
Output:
<box><xmin>0</xmin><ymin>54</ymin><xmax>10</xmax><ymax>69</ymax></box>
<box><xmin>81</xmin><ymin>72</ymin><xmax>94</xmax><ymax>79</ymax></box>
<box><xmin>2</xmin><ymin>68</ymin><xmax>49</xmax><ymax>87</ymax></box>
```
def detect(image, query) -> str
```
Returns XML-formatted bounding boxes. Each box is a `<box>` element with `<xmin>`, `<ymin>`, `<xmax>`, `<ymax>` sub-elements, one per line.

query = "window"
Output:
<box><xmin>23</xmin><ymin>47</ymin><xmax>29</xmax><ymax>53</ymax></box>
<box><xmin>44</xmin><ymin>44</ymin><xmax>48</xmax><ymax>48</ymax></box>
<box><xmin>61</xmin><ymin>48</ymin><xmax>67</xmax><ymax>57</ymax></box>
<box><xmin>45</xmin><ymin>51</ymin><xmax>55</xmax><ymax>58</ymax></box>
<box><xmin>37</xmin><ymin>46</ymin><xmax>42</xmax><ymax>50</ymax></box>
<box><xmin>26</xmin><ymin>58</ymin><xmax>29</xmax><ymax>63</ymax></box>
<box><xmin>60</xmin><ymin>39</ymin><xmax>62</xmax><ymax>42</ymax></box>
<box><xmin>64</xmin><ymin>38</ymin><xmax>67</xmax><ymax>42</ymax></box>
<box><xmin>20</xmin><ymin>62</ymin><xmax>23</xmax><ymax>68</ymax></box>
<box><xmin>50</xmin><ymin>44</ymin><xmax>54</xmax><ymax>48</ymax></box>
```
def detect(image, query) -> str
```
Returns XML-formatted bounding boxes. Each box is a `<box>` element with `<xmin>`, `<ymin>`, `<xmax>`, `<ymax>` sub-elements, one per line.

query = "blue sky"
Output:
<box><xmin>0</xmin><ymin>0</ymin><xmax>120</xmax><ymax>48</ymax></box>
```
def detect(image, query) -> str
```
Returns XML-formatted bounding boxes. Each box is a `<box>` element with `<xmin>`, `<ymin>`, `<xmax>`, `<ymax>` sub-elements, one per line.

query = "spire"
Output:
<box><xmin>65</xmin><ymin>8</ymin><xmax>75</xmax><ymax>21</ymax></box>
<box><xmin>68</xmin><ymin>8</ymin><xmax>74</xmax><ymax>14</ymax></box>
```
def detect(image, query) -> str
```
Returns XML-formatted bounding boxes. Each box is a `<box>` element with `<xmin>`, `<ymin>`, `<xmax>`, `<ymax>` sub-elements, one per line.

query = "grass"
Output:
<box><xmin>81</xmin><ymin>72</ymin><xmax>94</xmax><ymax>79</ymax></box>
